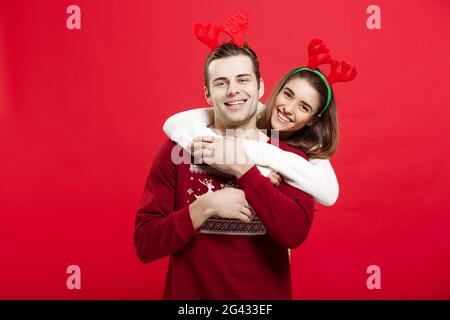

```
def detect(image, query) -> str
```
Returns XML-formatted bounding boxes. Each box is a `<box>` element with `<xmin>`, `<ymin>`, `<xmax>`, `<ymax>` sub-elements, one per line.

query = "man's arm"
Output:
<box><xmin>237</xmin><ymin>166</ymin><xmax>315</xmax><ymax>249</ymax></box>
<box><xmin>134</xmin><ymin>141</ymin><xmax>253</xmax><ymax>263</ymax></box>
<box><xmin>133</xmin><ymin>141</ymin><xmax>200</xmax><ymax>264</ymax></box>
<box><xmin>190</xmin><ymin>136</ymin><xmax>315</xmax><ymax>248</ymax></box>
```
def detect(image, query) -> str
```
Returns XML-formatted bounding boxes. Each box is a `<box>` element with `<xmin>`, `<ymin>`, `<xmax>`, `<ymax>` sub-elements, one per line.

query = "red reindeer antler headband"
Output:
<box><xmin>292</xmin><ymin>39</ymin><xmax>357</xmax><ymax>115</ymax></box>
<box><xmin>193</xmin><ymin>15</ymin><xmax>357</xmax><ymax>115</ymax></box>
<box><xmin>193</xmin><ymin>11</ymin><xmax>249</xmax><ymax>50</ymax></box>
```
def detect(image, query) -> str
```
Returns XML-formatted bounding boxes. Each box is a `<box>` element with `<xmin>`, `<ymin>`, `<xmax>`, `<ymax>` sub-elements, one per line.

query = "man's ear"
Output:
<box><xmin>204</xmin><ymin>86</ymin><xmax>212</xmax><ymax>104</ymax></box>
<box><xmin>258</xmin><ymin>78</ymin><xmax>265</xmax><ymax>100</ymax></box>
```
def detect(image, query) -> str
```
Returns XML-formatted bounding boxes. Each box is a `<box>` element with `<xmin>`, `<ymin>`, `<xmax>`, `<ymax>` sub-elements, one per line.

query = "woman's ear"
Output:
<box><xmin>204</xmin><ymin>86</ymin><xmax>212</xmax><ymax>104</ymax></box>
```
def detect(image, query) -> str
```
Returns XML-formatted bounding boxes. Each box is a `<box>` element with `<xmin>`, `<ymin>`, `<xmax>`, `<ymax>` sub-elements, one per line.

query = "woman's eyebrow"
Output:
<box><xmin>284</xmin><ymin>87</ymin><xmax>295</xmax><ymax>96</ymax></box>
<box><xmin>301</xmin><ymin>100</ymin><xmax>312</xmax><ymax>110</ymax></box>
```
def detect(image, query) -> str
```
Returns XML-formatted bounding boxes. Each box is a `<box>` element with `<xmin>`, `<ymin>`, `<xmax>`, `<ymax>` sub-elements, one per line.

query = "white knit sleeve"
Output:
<box><xmin>163</xmin><ymin>107</ymin><xmax>217</xmax><ymax>151</ymax></box>
<box><xmin>242</xmin><ymin>140</ymin><xmax>339</xmax><ymax>206</ymax></box>
<box><xmin>163</xmin><ymin>107</ymin><xmax>273</xmax><ymax>176</ymax></box>
<box><xmin>163</xmin><ymin>103</ymin><xmax>266</xmax><ymax>150</ymax></box>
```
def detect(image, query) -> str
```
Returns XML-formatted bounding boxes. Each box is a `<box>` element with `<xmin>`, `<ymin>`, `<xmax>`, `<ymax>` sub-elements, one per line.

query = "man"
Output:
<box><xmin>134</xmin><ymin>43</ymin><xmax>314</xmax><ymax>299</ymax></box>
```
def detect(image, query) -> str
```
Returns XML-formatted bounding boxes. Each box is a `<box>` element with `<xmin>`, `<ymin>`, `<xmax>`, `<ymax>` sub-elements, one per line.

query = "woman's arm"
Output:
<box><xmin>163</xmin><ymin>107</ymin><xmax>217</xmax><ymax>151</ymax></box>
<box><xmin>163</xmin><ymin>107</ymin><xmax>272</xmax><ymax>176</ymax></box>
<box><xmin>163</xmin><ymin>104</ymin><xmax>266</xmax><ymax>151</ymax></box>
<box><xmin>163</xmin><ymin>107</ymin><xmax>339</xmax><ymax>205</ymax></box>
<box><xmin>242</xmin><ymin>140</ymin><xmax>339</xmax><ymax>206</ymax></box>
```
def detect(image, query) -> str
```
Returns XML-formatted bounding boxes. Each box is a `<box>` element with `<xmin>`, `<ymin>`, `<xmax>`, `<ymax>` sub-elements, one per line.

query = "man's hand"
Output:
<box><xmin>190</xmin><ymin>136</ymin><xmax>254</xmax><ymax>178</ymax></box>
<box><xmin>189</xmin><ymin>188</ymin><xmax>255</xmax><ymax>229</ymax></box>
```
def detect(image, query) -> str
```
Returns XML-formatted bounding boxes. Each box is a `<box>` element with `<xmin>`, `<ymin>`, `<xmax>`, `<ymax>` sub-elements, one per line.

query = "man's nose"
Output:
<box><xmin>227</xmin><ymin>81</ymin><xmax>240</xmax><ymax>96</ymax></box>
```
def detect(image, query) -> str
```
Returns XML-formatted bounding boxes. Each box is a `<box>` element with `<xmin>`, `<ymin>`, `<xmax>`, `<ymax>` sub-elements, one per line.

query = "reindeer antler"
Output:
<box><xmin>327</xmin><ymin>60</ymin><xmax>357</xmax><ymax>84</ymax></box>
<box><xmin>193</xmin><ymin>22</ymin><xmax>222</xmax><ymax>50</ymax></box>
<box><xmin>306</xmin><ymin>38</ymin><xmax>357</xmax><ymax>85</ymax></box>
<box><xmin>307</xmin><ymin>38</ymin><xmax>332</xmax><ymax>69</ymax></box>
<box><xmin>222</xmin><ymin>11</ymin><xmax>249</xmax><ymax>47</ymax></box>
<box><xmin>193</xmin><ymin>12</ymin><xmax>249</xmax><ymax>50</ymax></box>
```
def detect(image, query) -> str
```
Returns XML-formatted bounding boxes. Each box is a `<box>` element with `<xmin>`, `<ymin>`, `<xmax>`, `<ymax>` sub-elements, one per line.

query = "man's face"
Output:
<box><xmin>205</xmin><ymin>55</ymin><xmax>264</xmax><ymax>128</ymax></box>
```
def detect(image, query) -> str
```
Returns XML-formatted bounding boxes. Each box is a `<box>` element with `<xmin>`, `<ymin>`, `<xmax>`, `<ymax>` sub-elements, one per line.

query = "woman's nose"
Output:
<box><xmin>282</xmin><ymin>102</ymin><xmax>295</xmax><ymax>115</ymax></box>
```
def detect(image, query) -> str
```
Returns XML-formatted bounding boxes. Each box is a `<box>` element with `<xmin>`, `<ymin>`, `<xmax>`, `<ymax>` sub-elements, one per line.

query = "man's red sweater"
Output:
<box><xmin>134</xmin><ymin>139</ymin><xmax>314</xmax><ymax>299</ymax></box>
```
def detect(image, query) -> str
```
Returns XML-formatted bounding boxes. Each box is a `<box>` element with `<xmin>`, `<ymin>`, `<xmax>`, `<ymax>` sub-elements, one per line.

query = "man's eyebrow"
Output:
<box><xmin>212</xmin><ymin>77</ymin><xmax>228</xmax><ymax>82</ymax></box>
<box><xmin>212</xmin><ymin>74</ymin><xmax>252</xmax><ymax>82</ymax></box>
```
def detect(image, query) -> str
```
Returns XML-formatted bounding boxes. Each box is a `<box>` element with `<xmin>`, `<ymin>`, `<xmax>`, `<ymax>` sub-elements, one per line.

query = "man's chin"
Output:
<box><xmin>220</xmin><ymin>109</ymin><xmax>246</xmax><ymax>120</ymax></box>
<box><xmin>223</xmin><ymin>111</ymin><xmax>253</xmax><ymax>123</ymax></box>
<box><xmin>215</xmin><ymin>105</ymin><xmax>258</xmax><ymax>128</ymax></box>
<box><xmin>224</xmin><ymin>104</ymin><xmax>245</xmax><ymax>112</ymax></box>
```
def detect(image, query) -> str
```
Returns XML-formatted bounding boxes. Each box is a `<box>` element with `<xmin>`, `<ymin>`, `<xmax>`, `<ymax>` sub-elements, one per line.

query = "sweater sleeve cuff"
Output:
<box><xmin>237</xmin><ymin>165</ymin><xmax>268</xmax><ymax>191</ymax></box>
<box><xmin>172</xmin><ymin>206</ymin><xmax>198</xmax><ymax>242</ymax></box>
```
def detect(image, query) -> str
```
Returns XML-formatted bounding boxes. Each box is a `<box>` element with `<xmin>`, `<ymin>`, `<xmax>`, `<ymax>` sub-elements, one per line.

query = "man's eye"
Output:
<box><xmin>215</xmin><ymin>82</ymin><xmax>224</xmax><ymax>86</ymax></box>
<box><xmin>239</xmin><ymin>79</ymin><xmax>249</xmax><ymax>83</ymax></box>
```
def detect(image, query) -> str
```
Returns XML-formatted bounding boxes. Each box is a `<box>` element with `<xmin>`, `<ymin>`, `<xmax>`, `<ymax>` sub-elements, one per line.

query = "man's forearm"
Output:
<box><xmin>230</xmin><ymin>164</ymin><xmax>254</xmax><ymax>179</ymax></box>
<box><xmin>237</xmin><ymin>166</ymin><xmax>314</xmax><ymax>249</ymax></box>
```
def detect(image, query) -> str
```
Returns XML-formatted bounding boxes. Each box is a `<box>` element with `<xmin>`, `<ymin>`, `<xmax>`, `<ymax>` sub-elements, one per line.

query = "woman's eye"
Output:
<box><xmin>283</xmin><ymin>91</ymin><xmax>292</xmax><ymax>98</ymax></box>
<box><xmin>300</xmin><ymin>105</ymin><xmax>309</xmax><ymax>112</ymax></box>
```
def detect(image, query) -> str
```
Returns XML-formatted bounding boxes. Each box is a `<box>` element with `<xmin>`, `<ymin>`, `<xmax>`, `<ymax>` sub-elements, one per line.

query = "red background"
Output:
<box><xmin>1</xmin><ymin>0</ymin><xmax>449</xmax><ymax>299</ymax></box>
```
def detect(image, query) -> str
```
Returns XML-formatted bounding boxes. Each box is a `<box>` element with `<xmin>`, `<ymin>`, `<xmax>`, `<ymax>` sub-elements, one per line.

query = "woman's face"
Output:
<box><xmin>270</xmin><ymin>77</ymin><xmax>321</xmax><ymax>137</ymax></box>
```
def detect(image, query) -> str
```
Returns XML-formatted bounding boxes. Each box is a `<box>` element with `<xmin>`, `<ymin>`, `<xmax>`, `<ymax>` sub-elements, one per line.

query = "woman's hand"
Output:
<box><xmin>268</xmin><ymin>171</ymin><xmax>283</xmax><ymax>187</ymax></box>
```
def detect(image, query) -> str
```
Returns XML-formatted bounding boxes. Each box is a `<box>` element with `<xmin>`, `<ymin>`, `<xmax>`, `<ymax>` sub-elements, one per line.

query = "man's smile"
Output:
<box><xmin>224</xmin><ymin>99</ymin><xmax>247</xmax><ymax>110</ymax></box>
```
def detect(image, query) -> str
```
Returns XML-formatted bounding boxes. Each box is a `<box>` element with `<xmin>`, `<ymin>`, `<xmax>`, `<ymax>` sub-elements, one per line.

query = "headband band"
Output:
<box><xmin>286</xmin><ymin>39</ymin><xmax>357</xmax><ymax>116</ymax></box>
